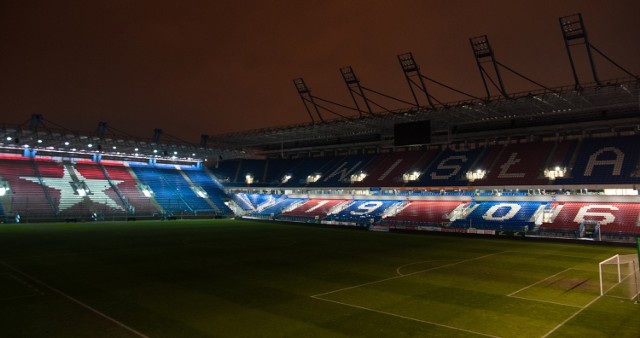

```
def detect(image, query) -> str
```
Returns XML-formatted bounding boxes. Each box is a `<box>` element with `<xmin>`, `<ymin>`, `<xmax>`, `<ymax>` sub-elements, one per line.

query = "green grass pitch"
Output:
<box><xmin>0</xmin><ymin>219</ymin><xmax>638</xmax><ymax>337</ymax></box>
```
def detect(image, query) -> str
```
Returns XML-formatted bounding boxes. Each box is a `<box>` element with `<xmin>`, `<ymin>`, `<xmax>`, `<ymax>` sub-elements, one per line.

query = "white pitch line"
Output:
<box><xmin>507</xmin><ymin>268</ymin><xmax>571</xmax><ymax>296</ymax></box>
<box><xmin>0</xmin><ymin>260</ymin><xmax>148</xmax><ymax>338</ymax></box>
<box><xmin>313</xmin><ymin>251</ymin><xmax>506</xmax><ymax>298</ymax></box>
<box><xmin>395</xmin><ymin>259</ymin><xmax>459</xmax><ymax>276</ymax></box>
<box><xmin>312</xmin><ymin>295</ymin><xmax>501</xmax><ymax>338</ymax></box>
<box><xmin>507</xmin><ymin>294</ymin><xmax>582</xmax><ymax>309</ymax></box>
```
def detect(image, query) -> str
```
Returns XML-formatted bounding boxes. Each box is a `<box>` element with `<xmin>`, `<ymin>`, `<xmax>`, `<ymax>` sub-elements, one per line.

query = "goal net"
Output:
<box><xmin>599</xmin><ymin>254</ymin><xmax>639</xmax><ymax>300</ymax></box>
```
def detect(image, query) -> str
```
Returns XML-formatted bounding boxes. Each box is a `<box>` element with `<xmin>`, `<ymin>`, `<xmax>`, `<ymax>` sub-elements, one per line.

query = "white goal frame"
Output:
<box><xmin>598</xmin><ymin>254</ymin><xmax>639</xmax><ymax>299</ymax></box>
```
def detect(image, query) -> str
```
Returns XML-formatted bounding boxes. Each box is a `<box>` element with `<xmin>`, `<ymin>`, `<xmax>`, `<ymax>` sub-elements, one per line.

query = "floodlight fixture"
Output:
<box><xmin>294</xmin><ymin>78</ymin><xmax>310</xmax><ymax>94</ymax></box>
<box><xmin>402</xmin><ymin>171</ymin><xmax>421</xmax><ymax>183</ymax></box>
<box><xmin>544</xmin><ymin>166</ymin><xmax>567</xmax><ymax>180</ymax></box>
<box><xmin>398</xmin><ymin>52</ymin><xmax>419</xmax><ymax>72</ymax></box>
<box><xmin>281</xmin><ymin>174</ymin><xmax>292</xmax><ymax>184</ymax></box>
<box><xmin>340</xmin><ymin>66</ymin><xmax>359</xmax><ymax>84</ymax></box>
<box><xmin>64</xmin><ymin>141</ymin><xmax>69</xmax><ymax>146</ymax></box>
<box><xmin>306</xmin><ymin>173</ymin><xmax>321</xmax><ymax>183</ymax></box>
<box><xmin>6</xmin><ymin>136</ymin><xmax>12</xmax><ymax>141</ymax></box>
<box><xmin>470</xmin><ymin>35</ymin><xmax>493</xmax><ymax>58</ymax></box>
<box><xmin>245</xmin><ymin>174</ymin><xmax>254</xmax><ymax>184</ymax></box>
<box><xmin>350</xmin><ymin>171</ymin><xmax>367</xmax><ymax>183</ymax></box>
<box><xmin>559</xmin><ymin>14</ymin><xmax>586</xmax><ymax>41</ymax></box>
<box><xmin>466</xmin><ymin>169</ymin><xmax>486</xmax><ymax>182</ymax></box>
<box><xmin>88</xmin><ymin>143</ymin><xmax>93</xmax><ymax>148</ymax></box>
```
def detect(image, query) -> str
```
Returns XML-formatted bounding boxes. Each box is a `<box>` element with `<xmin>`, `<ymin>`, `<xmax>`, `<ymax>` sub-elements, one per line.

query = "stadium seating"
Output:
<box><xmin>415</xmin><ymin>147</ymin><xmax>484</xmax><ymax>187</ymax></box>
<box><xmin>323</xmin><ymin>200</ymin><xmax>402</xmax><ymax>225</ymax></box>
<box><xmin>476</xmin><ymin>142</ymin><xmax>554</xmax><ymax>186</ymax></box>
<box><xmin>246</xmin><ymin>197</ymin><xmax>307</xmax><ymax>218</ymax></box>
<box><xmin>99</xmin><ymin>161</ymin><xmax>161</xmax><ymax>215</ymax></box>
<box><xmin>541</xmin><ymin>202</ymin><xmax>640</xmax><ymax>237</ymax></box>
<box><xmin>182</xmin><ymin>167</ymin><xmax>232</xmax><ymax>214</ymax></box>
<box><xmin>451</xmin><ymin>201</ymin><xmax>545</xmax><ymax>231</ymax></box>
<box><xmin>0</xmin><ymin>154</ymin><xmax>56</xmax><ymax>217</ymax></box>
<box><xmin>557</xmin><ymin>135</ymin><xmax>640</xmax><ymax>185</ymax></box>
<box><xmin>262</xmin><ymin>158</ymin><xmax>303</xmax><ymax>185</ymax></box>
<box><xmin>278</xmin><ymin>199</ymin><xmax>349</xmax><ymax>222</ymax></box>
<box><xmin>130</xmin><ymin>163</ymin><xmax>216</xmax><ymax>213</ymax></box>
<box><xmin>380</xmin><ymin>200</ymin><xmax>463</xmax><ymax>227</ymax></box>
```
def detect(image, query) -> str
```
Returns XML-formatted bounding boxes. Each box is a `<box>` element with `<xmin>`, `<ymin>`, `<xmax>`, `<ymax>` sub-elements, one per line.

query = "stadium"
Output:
<box><xmin>1</xmin><ymin>10</ymin><xmax>639</xmax><ymax>338</ymax></box>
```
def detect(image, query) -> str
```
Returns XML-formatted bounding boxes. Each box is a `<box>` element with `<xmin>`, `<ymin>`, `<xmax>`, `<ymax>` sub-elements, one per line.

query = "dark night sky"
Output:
<box><xmin>1</xmin><ymin>1</ymin><xmax>639</xmax><ymax>143</ymax></box>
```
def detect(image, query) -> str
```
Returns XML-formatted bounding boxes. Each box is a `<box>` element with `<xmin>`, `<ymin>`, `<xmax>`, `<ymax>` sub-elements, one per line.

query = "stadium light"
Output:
<box><xmin>282</xmin><ymin>174</ymin><xmax>292</xmax><ymax>184</ymax></box>
<box><xmin>544</xmin><ymin>166</ymin><xmax>567</xmax><ymax>180</ymax></box>
<box><xmin>134</xmin><ymin>148</ymin><xmax>139</xmax><ymax>152</ymax></box>
<box><xmin>402</xmin><ymin>171</ymin><xmax>421</xmax><ymax>183</ymax></box>
<box><xmin>64</xmin><ymin>141</ymin><xmax>69</xmax><ymax>146</ymax></box>
<box><xmin>245</xmin><ymin>174</ymin><xmax>254</xmax><ymax>184</ymax></box>
<box><xmin>466</xmin><ymin>169</ymin><xmax>486</xmax><ymax>182</ymax></box>
<box><xmin>350</xmin><ymin>171</ymin><xmax>367</xmax><ymax>183</ymax></box>
<box><xmin>37</xmin><ymin>139</ymin><xmax>43</xmax><ymax>144</ymax></box>
<box><xmin>0</xmin><ymin>180</ymin><xmax>9</xmax><ymax>196</ymax></box>
<box><xmin>5</xmin><ymin>136</ymin><xmax>11</xmax><ymax>141</ymax></box>
<box><xmin>307</xmin><ymin>173</ymin><xmax>321</xmax><ymax>183</ymax></box>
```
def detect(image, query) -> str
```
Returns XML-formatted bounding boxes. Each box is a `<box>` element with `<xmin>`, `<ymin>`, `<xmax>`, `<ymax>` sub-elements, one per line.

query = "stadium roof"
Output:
<box><xmin>0</xmin><ymin>120</ymin><xmax>247</xmax><ymax>163</ymax></box>
<box><xmin>210</xmin><ymin>77</ymin><xmax>640</xmax><ymax>153</ymax></box>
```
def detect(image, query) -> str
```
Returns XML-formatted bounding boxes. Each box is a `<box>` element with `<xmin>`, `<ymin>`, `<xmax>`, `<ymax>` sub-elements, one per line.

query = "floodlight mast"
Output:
<box><xmin>560</xmin><ymin>13</ymin><xmax>600</xmax><ymax>89</ymax></box>
<box><xmin>152</xmin><ymin>128</ymin><xmax>163</xmax><ymax>143</ymax></box>
<box><xmin>293</xmin><ymin>78</ymin><xmax>323</xmax><ymax>123</ymax></box>
<box><xmin>470</xmin><ymin>35</ymin><xmax>508</xmax><ymax>100</ymax></box>
<box><xmin>96</xmin><ymin>122</ymin><xmax>108</xmax><ymax>139</ymax></box>
<box><xmin>398</xmin><ymin>52</ymin><xmax>435</xmax><ymax>109</ymax></box>
<box><xmin>340</xmin><ymin>66</ymin><xmax>373</xmax><ymax>117</ymax></box>
<box><xmin>199</xmin><ymin>134</ymin><xmax>209</xmax><ymax>148</ymax></box>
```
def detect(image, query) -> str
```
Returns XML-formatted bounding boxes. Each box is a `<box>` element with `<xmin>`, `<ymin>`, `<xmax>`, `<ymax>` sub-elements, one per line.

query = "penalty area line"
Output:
<box><xmin>542</xmin><ymin>267</ymin><xmax>639</xmax><ymax>337</ymax></box>
<box><xmin>0</xmin><ymin>260</ymin><xmax>149</xmax><ymax>338</ymax></box>
<box><xmin>311</xmin><ymin>295</ymin><xmax>501</xmax><ymax>338</ymax></box>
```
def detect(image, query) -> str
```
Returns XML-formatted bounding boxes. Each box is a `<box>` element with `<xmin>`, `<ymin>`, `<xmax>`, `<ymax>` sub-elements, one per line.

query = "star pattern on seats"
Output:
<box><xmin>20</xmin><ymin>166</ymin><xmax>124</xmax><ymax>211</ymax></box>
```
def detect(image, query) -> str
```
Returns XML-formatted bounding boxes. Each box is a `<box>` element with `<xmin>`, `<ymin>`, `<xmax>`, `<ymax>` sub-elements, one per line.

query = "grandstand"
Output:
<box><xmin>1</xmin><ymin>13</ymin><xmax>639</xmax><ymax>245</ymax></box>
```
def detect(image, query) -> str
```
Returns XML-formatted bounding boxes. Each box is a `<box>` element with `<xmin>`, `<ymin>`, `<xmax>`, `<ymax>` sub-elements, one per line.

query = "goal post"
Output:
<box><xmin>599</xmin><ymin>254</ymin><xmax>639</xmax><ymax>300</ymax></box>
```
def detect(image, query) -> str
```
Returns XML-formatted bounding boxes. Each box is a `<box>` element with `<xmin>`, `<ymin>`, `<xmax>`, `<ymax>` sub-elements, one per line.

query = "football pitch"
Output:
<box><xmin>0</xmin><ymin>219</ymin><xmax>638</xmax><ymax>337</ymax></box>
